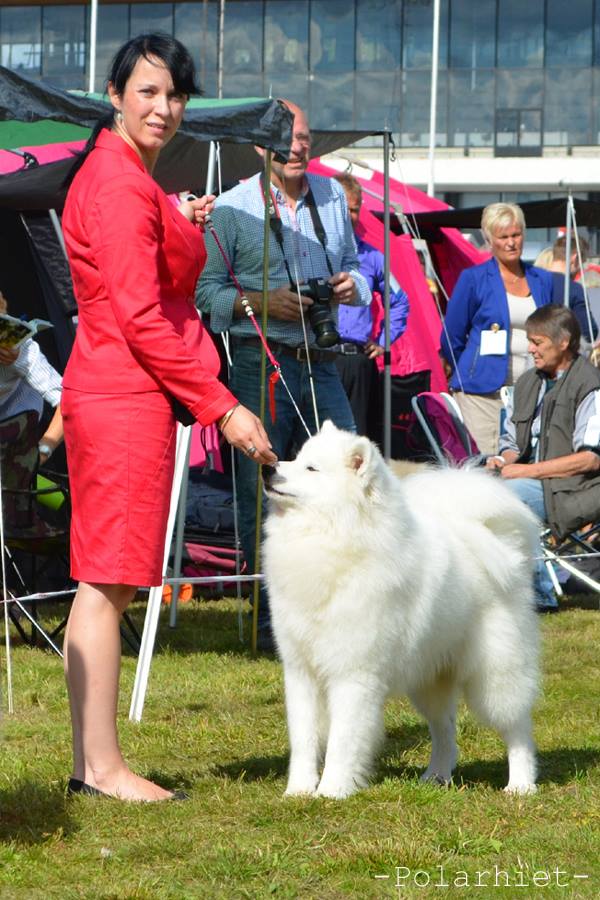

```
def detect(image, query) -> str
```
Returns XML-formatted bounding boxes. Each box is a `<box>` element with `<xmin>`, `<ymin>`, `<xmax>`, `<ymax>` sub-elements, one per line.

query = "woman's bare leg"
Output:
<box><xmin>64</xmin><ymin>581</ymin><xmax>173</xmax><ymax>801</ymax></box>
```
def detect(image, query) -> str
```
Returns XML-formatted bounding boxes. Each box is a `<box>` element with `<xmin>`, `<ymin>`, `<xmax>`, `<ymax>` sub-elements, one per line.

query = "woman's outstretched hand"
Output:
<box><xmin>220</xmin><ymin>405</ymin><xmax>278</xmax><ymax>466</ymax></box>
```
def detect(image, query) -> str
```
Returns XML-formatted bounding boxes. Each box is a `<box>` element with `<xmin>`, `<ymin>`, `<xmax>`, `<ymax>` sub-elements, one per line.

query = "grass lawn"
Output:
<box><xmin>1</xmin><ymin>597</ymin><xmax>599</xmax><ymax>899</ymax></box>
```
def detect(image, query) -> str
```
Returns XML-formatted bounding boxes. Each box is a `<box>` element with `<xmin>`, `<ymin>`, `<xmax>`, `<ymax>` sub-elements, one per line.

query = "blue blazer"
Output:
<box><xmin>440</xmin><ymin>257</ymin><xmax>554</xmax><ymax>394</ymax></box>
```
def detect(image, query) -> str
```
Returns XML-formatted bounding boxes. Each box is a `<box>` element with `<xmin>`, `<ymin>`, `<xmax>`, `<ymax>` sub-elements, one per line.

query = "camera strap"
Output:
<box><xmin>259</xmin><ymin>173</ymin><xmax>335</xmax><ymax>280</ymax></box>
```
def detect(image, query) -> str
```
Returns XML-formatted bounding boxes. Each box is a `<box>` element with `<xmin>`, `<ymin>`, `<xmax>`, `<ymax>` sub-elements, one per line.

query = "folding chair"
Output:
<box><xmin>410</xmin><ymin>391</ymin><xmax>485</xmax><ymax>467</ymax></box>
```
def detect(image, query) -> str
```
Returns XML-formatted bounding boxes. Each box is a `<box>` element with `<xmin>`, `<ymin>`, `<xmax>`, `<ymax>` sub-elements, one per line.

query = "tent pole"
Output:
<box><xmin>250</xmin><ymin>149</ymin><xmax>272</xmax><ymax>656</ymax></box>
<box><xmin>206</xmin><ymin>141</ymin><xmax>217</xmax><ymax>195</ymax></box>
<box><xmin>129</xmin><ymin>424</ymin><xmax>192</xmax><ymax>721</ymax></box>
<box><xmin>168</xmin><ymin>437</ymin><xmax>191</xmax><ymax>628</ymax></box>
<box><xmin>0</xmin><ymin>460</ymin><xmax>14</xmax><ymax>715</ymax></box>
<box><xmin>563</xmin><ymin>191</ymin><xmax>572</xmax><ymax>307</ymax></box>
<box><xmin>570</xmin><ymin>202</ymin><xmax>595</xmax><ymax>343</ymax></box>
<box><xmin>48</xmin><ymin>209</ymin><xmax>68</xmax><ymax>260</ymax></box>
<box><xmin>427</xmin><ymin>0</ymin><xmax>440</xmax><ymax>197</ymax></box>
<box><xmin>217</xmin><ymin>0</ymin><xmax>225</xmax><ymax>100</ymax></box>
<box><xmin>88</xmin><ymin>0</ymin><xmax>98</xmax><ymax>94</ymax></box>
<box><xmin>383</xmin><ymin>130</ymin><xmax>392</xmax><ymax>461</ymax></box>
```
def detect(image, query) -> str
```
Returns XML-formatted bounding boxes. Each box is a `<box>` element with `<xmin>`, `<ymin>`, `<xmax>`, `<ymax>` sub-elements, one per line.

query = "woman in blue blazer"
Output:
<box><xmin>440</xmin><ymin>203</ymin><xmax>555</xmax><ymax>454</ymax></box>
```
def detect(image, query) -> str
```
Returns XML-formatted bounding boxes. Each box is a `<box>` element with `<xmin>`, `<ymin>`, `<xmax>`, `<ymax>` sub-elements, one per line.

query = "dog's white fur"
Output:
<box><xmin>263</xmin><ymin>421</ymin><xmax>540</xmax><ymax>799</ymax></box>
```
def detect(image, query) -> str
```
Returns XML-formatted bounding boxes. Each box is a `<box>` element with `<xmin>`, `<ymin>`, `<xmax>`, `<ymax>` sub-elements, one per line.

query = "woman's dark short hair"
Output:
<box><xmin>525</xmin><ymin>304</ymin><xmax>581</xmax><ymax>355</ymax></box>
<box><xmin>108</xmin><ymin>33</ymin><xmax>199</xmax><ymax>98</ymax></box>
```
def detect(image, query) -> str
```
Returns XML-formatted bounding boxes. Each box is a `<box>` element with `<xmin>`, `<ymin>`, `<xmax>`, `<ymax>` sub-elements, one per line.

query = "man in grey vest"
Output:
<box><xmin>487</xmin><ymin>305</ymin><xmax>600</xmax><ymax>610</ymax></box>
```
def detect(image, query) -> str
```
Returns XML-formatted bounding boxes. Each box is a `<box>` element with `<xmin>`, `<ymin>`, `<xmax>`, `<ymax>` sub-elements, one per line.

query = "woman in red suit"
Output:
<box><xmin>61</xmin><ymin>33</ymin><xmax>276</xmax><ymax>802</ymax></box>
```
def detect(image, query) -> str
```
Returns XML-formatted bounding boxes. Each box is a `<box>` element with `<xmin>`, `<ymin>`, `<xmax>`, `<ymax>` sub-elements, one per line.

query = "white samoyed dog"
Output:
<box><xmin>262</xmin><ymin>421</ymin><xmax>540</xmax><ymax>799</ymax></box>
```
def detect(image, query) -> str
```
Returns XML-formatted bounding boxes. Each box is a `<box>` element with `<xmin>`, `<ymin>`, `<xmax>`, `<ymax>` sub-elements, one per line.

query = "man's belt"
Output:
<box><xmin>231</xmin><ymin>335</ymin><xmax>338</xmax><ymax>364</ymax></box>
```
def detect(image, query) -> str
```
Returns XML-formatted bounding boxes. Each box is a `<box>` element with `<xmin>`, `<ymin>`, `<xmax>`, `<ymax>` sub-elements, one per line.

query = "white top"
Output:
<box><xmin>506</xmin><ymin>292</ymin><xmax>536</xmax><ymax>385</ymax></box>
<box><xmin>0</xmin><ymin>337</ymin><xmax>62</xmax><ymax>422</ymax></box>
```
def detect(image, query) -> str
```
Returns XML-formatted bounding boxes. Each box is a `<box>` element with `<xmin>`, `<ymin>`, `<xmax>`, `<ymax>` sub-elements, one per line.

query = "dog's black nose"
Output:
<box><xmin>262</xmin><ymin>465</ymin><xmax>277</xmax><ymax>484</ymax></box>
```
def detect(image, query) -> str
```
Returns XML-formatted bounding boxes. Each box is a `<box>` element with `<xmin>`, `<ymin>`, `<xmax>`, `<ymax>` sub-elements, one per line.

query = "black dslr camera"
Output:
<box><xmin>293</xmin><ymin>277</ymin><xmax>340</xmax><ymax>348</ymax></box>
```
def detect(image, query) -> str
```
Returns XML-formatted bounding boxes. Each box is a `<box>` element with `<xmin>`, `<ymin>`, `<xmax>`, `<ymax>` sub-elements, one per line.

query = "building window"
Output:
<box><xmin>175</xmin><ymin>3</ymin><xmax>218</xmax><ymax>97</ymax></box>
<box><xmin>356</xmin><ymin>0</ymin><xmax>402</xmax><ymax>72</ymax></box>
<box><xmin>265</xmin><ymin>1</ymin><xmax>308</xmax><ymax>72</ymax></box>
<box><xmin>403</xmin><ymin>0</ymin><xmax>448</xmax><ymax>69</ymax></box>
<box><xmin>497</xmin><ymin>0</ymin><xmax>544</xmax><ymax>67</ymax></box>
<box><xmin>546</xmin><ymin>0</ymin><xmax>593</xmax><ymax>68</ymax></box>
<box><xmin>400</xmin><ymin>68</ymin><xmax>446</xmax><ymax>147</ymax></box>
<box><xmin>95</xmin><ymin>5</ymin><xmax>129</xmax><ymax>91</ymax></box>
<box><xmin>130</xmin><ymin>4</ymin><xmax>174</xmax><ymax>38</ymax></box>
<box><xmin>309</xmin><ymin>72</ymin><xmax>354</xmax><ymax>129</ymax></box>
<box><xmin>310</xmin><ymin>0</ymin><xmax>356</xmax><ymax>73</ymax></box>
<box><xmin>1</xmin><ymin>7</ymin><xmax>42</xmax><ymax>75</ymax></box>
<box><xmin>42</xmin><ymin>6</ymin><xmax>86</xmax><ymax>89</ymax></box>
<box><xmin>544</xmin><ymin>68</ymin><xmax>592</xmax><ymax>145</ymax></box>
<box><xmin>448</xmin><ymin>69</ymin><xmax>494</xmax><ymax>147</ymax></box>
<box><xmin>449</xmin><ymin>0</ymin><xmax>495</xmax><ymax>68</ymax></box>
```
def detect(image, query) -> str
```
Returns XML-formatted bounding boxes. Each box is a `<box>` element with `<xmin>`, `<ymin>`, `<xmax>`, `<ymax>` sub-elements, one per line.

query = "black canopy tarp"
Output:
<box><xmin>0</xmin><ymin>64</ymin><xmax>293</xmax><ymax>207</ymax></box>
<box><xmin>0</xmin><ymin>65</ymin><xmax>378</xmax><ymax>209</ymax></box>
<box><xmin>410</xmin><ymin>198</ymin><xmax>600</xmax><ymax>230</ymax></box>
<box><xmin>0</xmin><ymin>64</ymin><xmax>293</xmax><ymax>153</ymax></box>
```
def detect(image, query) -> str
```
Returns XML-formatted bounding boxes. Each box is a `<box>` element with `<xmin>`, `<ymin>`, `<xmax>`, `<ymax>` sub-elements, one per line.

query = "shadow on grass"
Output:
<box><xmin>8</xmin><ymin>601</ymin><xmax>259</xmax><ymax>660</ymax></box>
<box><xmin>380</xmin><ymin>746</ymin><xmax>600</xmax><ymax>792</ymax></box>
<box><xmin>0</xmin><ymin>782</ymin><xmax>78</xmax><ymax>844</ymax></box>
<box><xmin>446</xmin><ymin>746</ymin><xmax>600</xmax><ymax>791</ymax></box>
<box><xmin>144</xmin><ymin>769</ymin><xmax>197</xmax><ymax>791</ymax></box>
<box><xmin>213</xmin><ymin>754</ymin><xmax>288</xmax><ymax>782</ymax></box>
<box><xmin>560</xmin><ymin>593</ymin><xmax>600</xmax><ymax>611</ymax></box>
<box><xmin>121</xmin><ymin>602</ymin><xmax>257</xmax><ymax>659</ymax></box>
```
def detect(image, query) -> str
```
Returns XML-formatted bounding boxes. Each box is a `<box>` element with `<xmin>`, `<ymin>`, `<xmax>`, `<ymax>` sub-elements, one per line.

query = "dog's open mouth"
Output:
<box><xmin>264</xmin><ymin>485</ymin><xmax>294</xmax><ymax>499</ymax></box>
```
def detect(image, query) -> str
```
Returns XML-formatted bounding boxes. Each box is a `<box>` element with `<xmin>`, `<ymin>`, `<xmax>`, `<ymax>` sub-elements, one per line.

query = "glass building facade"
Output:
<box><xmin>2</xmin><ymin>0</ymin><xmax>600</xmax><ymax>152</ymax></box>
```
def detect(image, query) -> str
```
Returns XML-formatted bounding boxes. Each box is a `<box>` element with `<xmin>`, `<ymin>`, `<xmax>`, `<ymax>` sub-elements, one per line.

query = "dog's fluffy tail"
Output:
<box><xmin>468</xmin><ymin>473</ymin><xmax>540</xmax><ymax>597</ymax></box>
<box><xmin>413</xmin><ymin>468</ymin><xmax>540</xmax><ymax>598</ymax></box>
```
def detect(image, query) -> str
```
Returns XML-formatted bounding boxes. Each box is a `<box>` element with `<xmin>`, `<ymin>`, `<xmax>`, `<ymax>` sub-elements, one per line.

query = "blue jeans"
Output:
<box><xmin>503</xmin><ymin>477</ymin><xmax>558</xmax><ymax>608</ymax></box>
<box><xmin>229</xmin><ymin>343</ymin><xmax>356</xmax><ymax>631</ymax></box>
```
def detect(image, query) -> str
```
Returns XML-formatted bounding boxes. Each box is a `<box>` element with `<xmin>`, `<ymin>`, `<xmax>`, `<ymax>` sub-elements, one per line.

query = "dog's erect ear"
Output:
<box><xmin>348</xmin><ymin>436</ymin><xmax>374</xmax><ymax>477</ymax></box>
<box><xmin>320</xmin><ymin>419</ymin><xmax>338</xmax><ymax>436</ymax></box>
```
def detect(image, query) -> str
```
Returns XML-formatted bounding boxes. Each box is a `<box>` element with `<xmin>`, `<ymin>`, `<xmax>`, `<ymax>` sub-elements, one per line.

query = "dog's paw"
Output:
<box><xmin>420</xmin><ymin>769</ymin><xmax>453</xmax><ymax>787</ymax></box>
<box><xmin>315</xmin><ymin>784</ymin><xmax>356</xmax><ymax>800</ymax></box>
<box><xmin>503</xmin><ymin>782</ymin><xmax>537</xmax><ymax>796</ymax></box>
<box><xmin>315</xmin><ymin>775</ymin><xmax>360</xmax><ymax>800</ymax></box>
<box><xmin>284</xmin><ymin>776</ymin><xmax>319</xmax><ymax>797</ymax></box>
<box><xmin>284</xmin><ymin>786</ymin><xmax>317</xmax><ymax>798</ymax></box>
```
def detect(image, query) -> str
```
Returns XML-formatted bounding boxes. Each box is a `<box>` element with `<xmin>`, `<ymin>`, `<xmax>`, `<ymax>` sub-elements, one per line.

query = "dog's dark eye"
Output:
<box><xmin>306</xmin><ymin>465</ymin><xmax>318</xmax><ymax>472</ymax></box>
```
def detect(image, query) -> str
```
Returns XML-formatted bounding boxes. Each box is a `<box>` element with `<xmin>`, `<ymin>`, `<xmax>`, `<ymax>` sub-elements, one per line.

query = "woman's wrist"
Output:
<box><xmin>217</xmin><ymin>402</ymin><xmax>240</xmax><ymax>433</ymax></box>
<box><xmin>38</xmin><ymin>440</ymin><xmax>56</xmax><ymax>459</ymax></box>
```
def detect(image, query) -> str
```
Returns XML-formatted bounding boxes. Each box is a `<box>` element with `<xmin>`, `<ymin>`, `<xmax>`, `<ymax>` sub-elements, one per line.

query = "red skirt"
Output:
<box><xmin>61</xmin><ymin>388</ymin><xmax>177</xmax><ymax>587</ymax></box>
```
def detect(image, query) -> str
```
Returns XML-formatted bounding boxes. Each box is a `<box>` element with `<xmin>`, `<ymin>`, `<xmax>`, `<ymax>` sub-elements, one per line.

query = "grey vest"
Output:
<box><xmin>512</xmin><ymin>355</ymin><xmax>600</xmax><ymax>537</ymax></box>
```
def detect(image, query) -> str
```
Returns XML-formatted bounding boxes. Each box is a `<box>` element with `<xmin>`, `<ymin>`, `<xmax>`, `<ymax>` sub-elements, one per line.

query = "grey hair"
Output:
<box><xmin>525</xmin><ymin>304</ymin><xmax>581</xmax><ymax>355</ymax></box>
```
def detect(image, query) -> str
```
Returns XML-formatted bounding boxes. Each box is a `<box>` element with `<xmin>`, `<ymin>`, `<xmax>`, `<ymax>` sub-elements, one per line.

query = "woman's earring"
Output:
<box><xmin>115</xmin><ymin>110</ymin><xmax>123</xmax><ymax>124</ymax></box>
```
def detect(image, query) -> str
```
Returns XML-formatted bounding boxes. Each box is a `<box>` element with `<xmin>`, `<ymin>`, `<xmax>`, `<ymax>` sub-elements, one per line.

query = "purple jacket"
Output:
<box><xmin>338</xmin><ymin>237</ymin><xmax>409</xmax><ymax>346</ymax></box>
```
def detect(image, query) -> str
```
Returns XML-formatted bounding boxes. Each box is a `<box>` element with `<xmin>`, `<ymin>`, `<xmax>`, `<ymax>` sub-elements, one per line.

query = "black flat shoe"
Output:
<box><xmin>67</xmin><ymin>778</ymin><xmax>109</xmax><ymax>797</ymax></box>
<box><xmin>67</xmin><ymin>777</ymin><xmax>189</xmax><ymax>801</ymax></box>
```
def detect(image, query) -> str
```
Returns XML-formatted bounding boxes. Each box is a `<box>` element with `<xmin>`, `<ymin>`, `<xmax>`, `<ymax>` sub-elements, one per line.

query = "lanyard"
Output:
<box><xmin>259</xmin><ymin>173</ymin><xmax>335</xmax><ymax>282</ymax></box>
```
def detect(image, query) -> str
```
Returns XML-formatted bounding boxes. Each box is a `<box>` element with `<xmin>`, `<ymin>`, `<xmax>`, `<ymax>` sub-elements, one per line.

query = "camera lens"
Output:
<box><xmin>309</xmin><ymin>303</ymin><xmax>340</xmax><ymax>348</ymax></box>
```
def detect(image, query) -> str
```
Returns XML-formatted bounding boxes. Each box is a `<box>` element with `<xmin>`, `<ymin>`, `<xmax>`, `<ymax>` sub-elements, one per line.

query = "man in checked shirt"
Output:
<box><xmin>197</xmin><ymin>101</ymin><xmax>371</xmax><ymax>652</ymax></box>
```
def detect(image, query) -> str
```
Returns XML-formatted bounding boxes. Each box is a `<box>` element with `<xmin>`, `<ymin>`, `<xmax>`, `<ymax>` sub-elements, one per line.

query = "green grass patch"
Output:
<box><xmin>1</xmin><ymin>600</ymin><xmax>599</xmax><ymax>899</ymax></box>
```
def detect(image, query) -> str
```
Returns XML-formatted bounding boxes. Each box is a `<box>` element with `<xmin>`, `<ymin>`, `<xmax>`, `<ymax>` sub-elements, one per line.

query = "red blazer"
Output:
<box><xmin>62</xmin><ymin>129</ymin><xmax>235</xmax><ymax>426</ymax></box>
